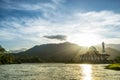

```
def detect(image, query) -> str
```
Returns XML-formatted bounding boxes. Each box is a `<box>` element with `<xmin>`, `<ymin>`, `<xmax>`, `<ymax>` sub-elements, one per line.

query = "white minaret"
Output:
<box><xmin>102</xmin><ymin>42</ymin><xmax>105</xmax><ymax>53</ymax></box>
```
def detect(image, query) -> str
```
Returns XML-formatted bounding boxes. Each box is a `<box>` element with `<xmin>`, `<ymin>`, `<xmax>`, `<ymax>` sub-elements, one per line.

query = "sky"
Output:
<box><xmin>0</xmin><ymin>0</ymin><xmax>120</xmax><ymax>50</ymax></box>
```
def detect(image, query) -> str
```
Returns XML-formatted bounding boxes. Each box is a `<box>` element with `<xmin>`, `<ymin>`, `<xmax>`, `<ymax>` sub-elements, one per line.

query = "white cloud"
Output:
<box><xmin>0</xmin><ymin>10</ymin><xmax>120</xmax><ymax>49</ymax></box>
<box><xmin>1</xmin><ymin>0</ymin><xmax>64</xmax><ymax>11</ymax></box>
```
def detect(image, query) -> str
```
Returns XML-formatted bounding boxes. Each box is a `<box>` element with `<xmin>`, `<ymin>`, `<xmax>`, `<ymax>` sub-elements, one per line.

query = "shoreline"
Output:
<box><xmin>105</xmin><ymin>64</ymin><xmax>120</xmax><ymax>70</ymax></box>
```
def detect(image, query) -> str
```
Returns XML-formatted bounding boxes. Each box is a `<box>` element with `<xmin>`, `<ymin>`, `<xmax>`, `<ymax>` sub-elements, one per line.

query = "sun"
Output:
<box><xmin>68</xmin><ymin>33</ymin><xmax>101</xmax><ymax>47</ymax></box>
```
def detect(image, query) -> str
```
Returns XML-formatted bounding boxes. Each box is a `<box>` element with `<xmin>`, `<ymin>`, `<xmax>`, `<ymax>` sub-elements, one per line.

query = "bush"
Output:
<box><xmin>106</xmin><ymin>64</ymin><xmax>120</xmax><ymax>70</ymax></box>
<box><xmin>0</xmin><ymin>54</ymin><xmax>15</xmax><ymax>64</ymax></box>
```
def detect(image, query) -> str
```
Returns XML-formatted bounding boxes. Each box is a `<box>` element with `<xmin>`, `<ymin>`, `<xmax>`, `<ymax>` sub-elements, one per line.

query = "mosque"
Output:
<box><xmin>79</xmin><ymin>42</ymin><xmax>110</xmax><ymax>63</ymax></box>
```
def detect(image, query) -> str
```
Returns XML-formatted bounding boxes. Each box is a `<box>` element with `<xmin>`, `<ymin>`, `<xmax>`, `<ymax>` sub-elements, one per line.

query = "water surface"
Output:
<box><xmin>0</xmin><ymin>63</ymin><xmax>120</xmax><ymax>80</ymax></box>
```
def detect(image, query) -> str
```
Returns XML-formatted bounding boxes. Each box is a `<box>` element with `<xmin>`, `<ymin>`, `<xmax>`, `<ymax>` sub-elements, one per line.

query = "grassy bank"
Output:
<box><xmin>106</xmin><ymin>64</ymin><xmax>120</xmax><ymax>70</ymax></box>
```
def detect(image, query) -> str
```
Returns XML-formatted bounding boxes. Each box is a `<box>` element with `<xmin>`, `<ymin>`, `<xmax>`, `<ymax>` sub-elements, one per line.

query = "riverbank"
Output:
<box><xmin>106</xmin><ymin>64</ymin><xmax>120</xmax><ymax>70</ymax></box>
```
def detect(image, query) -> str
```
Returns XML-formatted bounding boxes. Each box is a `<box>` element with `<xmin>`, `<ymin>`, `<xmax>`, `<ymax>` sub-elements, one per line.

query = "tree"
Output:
<box><xmin>0</xmin><ymin>54</ymin><xmax>15</xmax><ymax>64</ymax></box>
<box><xmin>0</xmin><ymin>45</ymin><xmax>5</xmax><ymax>53</ymax></box>
<box><xmin>0</xmin><ymin>45</ymin><xmax>15</xmax><ymax>64</ymax></box>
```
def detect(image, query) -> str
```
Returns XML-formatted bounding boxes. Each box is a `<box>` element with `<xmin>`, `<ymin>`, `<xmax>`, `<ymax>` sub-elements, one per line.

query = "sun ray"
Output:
<box><xmin>68</xmin><ymin>33</ymin><xmax>101</xmax><ymax>46</ymax></box>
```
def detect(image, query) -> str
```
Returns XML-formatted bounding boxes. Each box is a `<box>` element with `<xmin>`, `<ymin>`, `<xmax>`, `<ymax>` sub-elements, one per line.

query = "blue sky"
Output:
<box><xmin>0</xmin><ymin>0</ymin><xmax>120</xmax><ymax>50</ymax></box>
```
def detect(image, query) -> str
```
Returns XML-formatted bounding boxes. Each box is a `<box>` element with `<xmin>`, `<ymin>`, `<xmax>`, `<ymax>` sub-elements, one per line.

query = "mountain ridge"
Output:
<box><xmin>15</xmin><ymin>42</ymin><xmax>120</xmax><ymax>62</ymax></box>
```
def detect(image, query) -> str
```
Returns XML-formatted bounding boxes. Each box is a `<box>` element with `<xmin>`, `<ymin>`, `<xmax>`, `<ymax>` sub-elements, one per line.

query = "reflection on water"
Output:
<box><xmin>80</xmin><ymin>64</ymin><xmax>92</xmax><ymax>80</ymax></box>
<box><xmin>0</xmin><ymin>64</ymin><xmax>120</xmax><ymax>80</ymax></box>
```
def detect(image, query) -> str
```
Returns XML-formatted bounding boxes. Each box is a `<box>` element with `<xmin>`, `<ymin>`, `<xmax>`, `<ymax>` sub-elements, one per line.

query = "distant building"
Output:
<box><xmin>79</xmin><ymin>42</ymin><xmax>110</xmax><ymax>63</ymax></box>
<box><xmin>102</xmin><ymin>42</ymin><xmax>105</xmax><ymax>53</ymax></box>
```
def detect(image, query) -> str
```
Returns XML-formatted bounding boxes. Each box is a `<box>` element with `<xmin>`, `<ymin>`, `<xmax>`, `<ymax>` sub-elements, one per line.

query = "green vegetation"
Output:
<box><xmin>114</xmin><ymin>56</ymin><xmax>120</xmax><ymax>63</ymax></box>
<box><xmin>0</xmin><ymin>54</ymin><xmax>15</xmax><ymax>64</ymax></box>
<box><xmin>106</xmin><ymin>64</ymin><xmax>120</xmax><ymax>70</ymax></box>
<box><xmin>0</xmin><ymin>45</ymin><xmax>15</xmax><ymax>65</ymax></box>
<box><xmin>106</xmin><ymin>56</ymin><xmax>120</xmax><ymax>70</ymax></box>
<box><xmin>15</xmin><ymin>55</ymin><xmax>45</xmax><ymax>63</ymax></box>
<box><xmin>0</xmin><ymin>48</ymin><xmax>5</xmax><ymax>53</ymax></box>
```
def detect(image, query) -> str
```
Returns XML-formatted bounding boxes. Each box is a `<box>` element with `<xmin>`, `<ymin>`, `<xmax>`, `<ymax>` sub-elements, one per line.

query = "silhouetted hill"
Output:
<box><xmin>18</xmin><ymin>42</ymin><xmax>83</xmax><ymax>62</ymax></box>
<box><xmin>106</xmin><ymin>44</ymin><xmax>120</xmax><ymax>51</ymax></box>
<box><xmin>9</xmin><ymin>48</ymin><xmax>27</xmax><ymax>53</ymax></box>
<box><xmin>106</xmin><ymin>47</ymin><xmax>120</xmax><ymax>59</ymax></box>
<box><xmin>15</xmin><ymin>42</ymin><xmax>120</xmax><ymax>63</ymax></box>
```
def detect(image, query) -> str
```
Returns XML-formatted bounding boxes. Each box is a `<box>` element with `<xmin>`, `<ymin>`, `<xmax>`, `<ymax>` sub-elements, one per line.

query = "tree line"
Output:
<box><xmin>0</xmin><ymin>46</ymin><xmax>15</xmax><ymax>64</ymax></box>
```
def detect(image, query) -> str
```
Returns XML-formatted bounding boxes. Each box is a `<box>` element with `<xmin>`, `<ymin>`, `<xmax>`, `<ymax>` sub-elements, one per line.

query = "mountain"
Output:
<box><xmin>9</xmin><ymin>48</ymin><xmax>27</xmax><ymax>53</ymax></box>
<box><xmin>16</xmin><ymin>42</ymin><xmax>120</xmax><ymax>63</ymax></box>
<box><xmin>106</xmin><ymin>47</ymin><xmax>120</xmax><ymax>59</ymax></box>
<box><xmin>106</xmin><ymin>44</ymin><xmax>120</xmax><ymax>51</ymax></box>
<box><xmin>18</xmin><ymin>42</ymin><xmax>83</xmax><ymax>62</ymax></box>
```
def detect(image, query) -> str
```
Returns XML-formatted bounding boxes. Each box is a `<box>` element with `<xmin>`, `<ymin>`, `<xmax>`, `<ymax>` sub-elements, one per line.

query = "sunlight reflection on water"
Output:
<box><xmin>80</xmin><ymin>64</ymin><xmax>92</xmax><ymax>80</ymax></box>
<box><xmin>0</xmin><ymin>64</ymin><xmax>120</xmax><ymax>80</ymax></box>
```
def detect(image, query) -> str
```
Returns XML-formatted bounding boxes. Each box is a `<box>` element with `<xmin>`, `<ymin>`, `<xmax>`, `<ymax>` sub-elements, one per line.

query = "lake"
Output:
<box><xmin>0</xmin><ymin>63</ymin><xmax>120</xmax><ymax>80</ymax></box>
